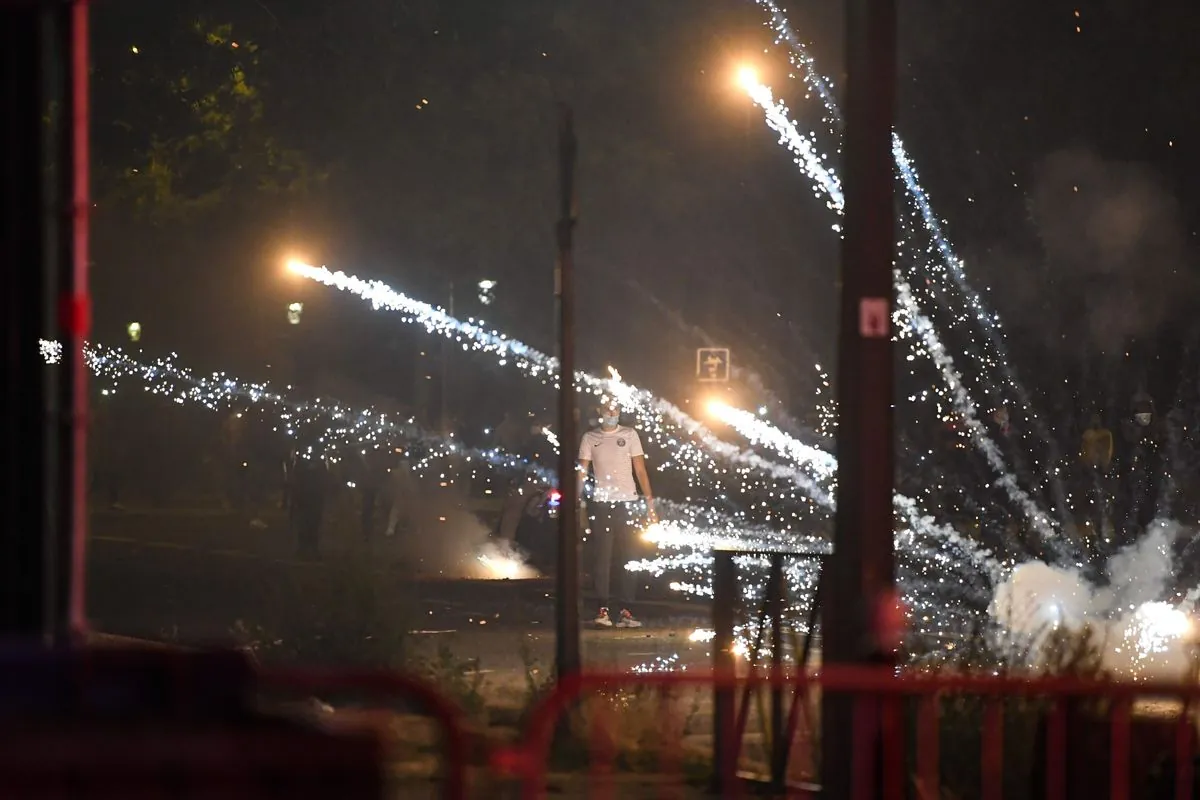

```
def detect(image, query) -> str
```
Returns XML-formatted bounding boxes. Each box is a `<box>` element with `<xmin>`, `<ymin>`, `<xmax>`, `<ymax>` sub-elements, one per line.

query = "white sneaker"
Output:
<box><xmin>615</xmin><ymin>609</ymin><xmax>642</xmax><ymax>629</ymax></box>
<box><xmin>594</xmin><ymin>607</ymin><xmax>613</xmax><ymax>627</ymax></box>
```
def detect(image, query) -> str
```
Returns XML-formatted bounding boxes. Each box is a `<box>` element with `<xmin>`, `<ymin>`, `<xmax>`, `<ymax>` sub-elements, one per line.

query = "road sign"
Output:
<box><xmin>696</xmin><ymin>348</ymin><xmax>731</xmax><ymax>382</ymax></box>
<box><xmin>858</xmin><ymin>297</ymin><xmax>889</xmax><ymax>339</ymax></box>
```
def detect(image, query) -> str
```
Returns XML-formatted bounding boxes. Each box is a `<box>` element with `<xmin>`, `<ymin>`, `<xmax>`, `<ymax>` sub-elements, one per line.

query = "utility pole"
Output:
<box><xmin>822</xmin><ymin>0</ymin><xmax>896</xmax><ymax>796</ymax></box>
<box><xmin>440</xmin><ymin>281</ymin><xmax>453</xmax><ymax>434</ymax></box>
<box><xmin>554</xmin><ymin>104</ymin><xmax>581</xmax><ymax>679</ymax></box>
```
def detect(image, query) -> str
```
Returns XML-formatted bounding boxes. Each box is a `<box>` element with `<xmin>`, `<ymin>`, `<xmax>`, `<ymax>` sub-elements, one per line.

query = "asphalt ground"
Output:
<box><xmin>86</xmin><ymin>508</ymin><xmax>716</xmax><ymax>674</ymax></box>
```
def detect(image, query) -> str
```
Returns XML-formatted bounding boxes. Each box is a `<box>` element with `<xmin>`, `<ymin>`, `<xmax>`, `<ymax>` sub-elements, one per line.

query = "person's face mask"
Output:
<box><xmin>1135</xmin><ymin>413</ymin><xmax>1152</xmax><ymax>427</ymax></box>
<box><xmin>601</xmin><ymin>414</ymin><xmax>619</xmax><ymax>428</ymax></box>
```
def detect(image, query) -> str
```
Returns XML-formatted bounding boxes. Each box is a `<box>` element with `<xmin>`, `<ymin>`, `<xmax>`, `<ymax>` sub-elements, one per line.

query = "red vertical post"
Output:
<box><xmin>63</xmin><ymin>0</ymin><xmax>92</xmax><ymax>641</ymax></box>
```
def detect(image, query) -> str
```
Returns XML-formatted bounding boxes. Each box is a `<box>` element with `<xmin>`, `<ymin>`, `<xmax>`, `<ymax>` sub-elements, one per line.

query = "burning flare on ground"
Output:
<box><xmin>471</xmin><ymin>541</ymin><xmax>539</xmax><ymax>580</ymax></box>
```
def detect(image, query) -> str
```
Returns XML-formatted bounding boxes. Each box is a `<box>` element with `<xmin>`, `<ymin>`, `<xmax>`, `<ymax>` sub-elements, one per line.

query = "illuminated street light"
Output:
<box><xmin>477</xmin><ymin>279</ymin><xmax>497</xmax><ymax>306</ymax></box>
<box><xmin>126</xmin><ymin>321</ymin><xmax>142</xmax><ymax>342</ymax></box>
<box><xmin>706</xmin><ymin>397</ymin><xmax>729</xmax><ymax>419</ymax></box>
<box><xmin>287</xmin><ymin>301</ymin><xmax>303</xmax><ymax>325</ymax></box>
<box><xmin>735</xmin><ymin>64</ymin><xmax>759</xmax><ymax>91</ymax></box>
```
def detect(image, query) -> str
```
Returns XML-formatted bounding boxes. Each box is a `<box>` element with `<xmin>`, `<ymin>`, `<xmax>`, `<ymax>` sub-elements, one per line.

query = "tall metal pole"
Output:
<box><xmin>440</xmin><ymin>281</ymin><xmax>453</xmax><ymax>434</ymax></box>
<box><xmin>821</xmin><ymin>0</ymin><xmax>896</xmax><ymax>796</ymax></box>
<box><xmin>553</xmin><ymin>105</ymin><xmax>581</xmax><ymax>679</ymax></box>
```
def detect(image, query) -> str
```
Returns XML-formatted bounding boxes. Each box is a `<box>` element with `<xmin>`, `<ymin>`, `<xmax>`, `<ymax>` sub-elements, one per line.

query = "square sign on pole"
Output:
<box><xmin>696</xmin><ymin>348</ymin><xmax>731</xmax><ymax>383</ymax></box>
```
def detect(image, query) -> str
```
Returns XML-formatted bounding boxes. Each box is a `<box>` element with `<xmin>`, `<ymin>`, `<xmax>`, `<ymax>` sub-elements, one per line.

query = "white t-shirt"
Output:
<box><xmin>578</xmin><ymin>425</ymin><xmax>645</xmax><ymax>502</ymax></box>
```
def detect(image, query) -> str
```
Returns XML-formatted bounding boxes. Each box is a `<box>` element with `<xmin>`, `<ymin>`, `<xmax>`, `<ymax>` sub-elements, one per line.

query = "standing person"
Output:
<box><xmin>577</xmin><ymin>400</ymin><xmax>657</xmax><ymax>629</ymax></box>
<box><xmin>384</xmin><ymin>450</ymin><xmax>418</xmax><ymax>537</ymax></box>
<box><xmin>493</xmin><ymin>411</ymin><xmax>524</xmax><ymax>454</ymax></box>
<box><xmin>357</xmin><ymin>448</ymin><xmax>390</xmax><ymax>541</ymax></box>
<box><xmin>288</xmin><ymin>451</ymin><xmax>329</xmax><ymax>560</ymax></box>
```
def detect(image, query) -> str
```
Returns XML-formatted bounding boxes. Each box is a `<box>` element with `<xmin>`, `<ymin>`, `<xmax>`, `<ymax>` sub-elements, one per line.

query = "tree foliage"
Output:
<box><xmin>93</xmin><ymin>19</ymin><xmax>320</xmax><ymax>224</ymax></box>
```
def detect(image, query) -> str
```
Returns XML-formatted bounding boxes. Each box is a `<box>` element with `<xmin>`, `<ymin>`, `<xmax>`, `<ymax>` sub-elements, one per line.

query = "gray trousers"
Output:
<box><xmin>588</xmin><ymin>501</ymin><xmax>638</xmax><ymax>607</ymax></box>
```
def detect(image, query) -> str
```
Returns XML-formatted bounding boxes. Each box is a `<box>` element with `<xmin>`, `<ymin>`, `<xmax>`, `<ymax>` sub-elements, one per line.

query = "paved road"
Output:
<box><xmin>86</xmin><ymin>509</ymin><xmax>715</xmax><ymax>674</ymax></box>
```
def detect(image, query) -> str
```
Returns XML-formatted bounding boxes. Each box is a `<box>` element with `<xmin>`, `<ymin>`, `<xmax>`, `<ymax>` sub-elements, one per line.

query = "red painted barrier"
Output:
<box><xmin>13</xmin><ymin>653</ymin><xmax>1200</xmax><ymax>799</ymax></box>
<box><xmin>488</xmin><ymin>667</ymin><xmax>1200</xmax><ymax>800</ymax></box>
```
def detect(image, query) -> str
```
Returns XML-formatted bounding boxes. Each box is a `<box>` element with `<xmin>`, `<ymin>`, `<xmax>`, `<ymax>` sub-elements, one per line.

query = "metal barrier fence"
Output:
<box><xmin>490</xmin><ymin>667</ymin><xmax>1200</xmax><ymax>800</ymax></box>
<box><xmin>10</xmin><ymin>649</ymin><xmax>1200</xmax><ymax>799</ymax></box>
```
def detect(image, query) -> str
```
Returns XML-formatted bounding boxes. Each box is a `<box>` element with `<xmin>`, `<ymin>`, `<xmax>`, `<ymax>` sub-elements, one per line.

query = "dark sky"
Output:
<box><xmin>87</xmin><ymin>0</ymin><xmax>1200</xmax><ymax>429</ymax></box>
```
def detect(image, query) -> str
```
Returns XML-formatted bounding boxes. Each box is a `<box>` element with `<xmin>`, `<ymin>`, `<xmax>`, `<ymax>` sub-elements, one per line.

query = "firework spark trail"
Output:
<box><xmin>605</xmin><ymin>369</ymin><xmax>834</xmax><ymax>508</ymax></box>
<box><xmin>708</xmin><ymin>400</ymin><xmax>836</xmax><ymax>479</ymax></box>
<box><xmin>48</xmin><ymin>338</ymin><xmax>1000</xmax><ymax>651</ymax></box>
<box><xmin>750</xmin><ymin>0</ymin><xmax>842</xmax><ymax>127</ymax></box>
<box><xmin>43</xmin><ymin>338</ymin><xmax>548</xmax><ymax>476</ymax></box>
<box><xmin>745</xmin><ymin>81</ymin><xmax>842</xmax><ymax>218</ymax></box>
<box><xmin>894</xmin><ymin>279</ymin><xmax>1060</xmax><ymax>546</ymax></box>
<box><xmin>632</xmin><ymin>519</ymin><xmax>995</xmax><ymax>646</ymax></box>
<box><xmin>49</xmin><ymin>339</ymin><xmax>785</xmax><ymax>547</ymax></box>
<box><xmin>743</xmin><ymin>84</ymin><xmax>1054</xmax><ymax>542</ymax></box>
<box><xmin>291</xmin><ymin>259</ymin><xmax>1014</xmax><ymax>614</ymax></box>
<box><xmin>750</xmin><ymin>0</ymin><xmax>1032</xmax><ymax>409</ymax></box>
<box><xmin>628</xmin><ymin>278</ymin><xmax>813</xmax><ymax>439</ymax></box>
<box><xmin>711</xmin><ymin>398</ymin><xmax>1005</xmax><ymax>581</ymax></box>
<box><xmin>891</xmin><ymin>141</ymin><xmax>1069</xmax><ymax>516</ymax></box>
<box><xmin>288</xmin><ymin>262</ymin><xmax>834</xmax><ymax>514</ymax></box>
<box><xmin>290</xmin><ymin>261</ymin><xmax>1007</xmax><ymax>625</ymax></box>
<box><xmin>750</xmin><ymin>0</ymin><xmax>1068</xmax><ymax>528</ymax></box>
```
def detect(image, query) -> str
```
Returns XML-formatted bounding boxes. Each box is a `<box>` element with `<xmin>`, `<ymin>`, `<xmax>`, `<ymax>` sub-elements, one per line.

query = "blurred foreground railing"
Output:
<box><xmin>493</xmin><ymin>667</ymin><xmax>1200</xmax><ymax>800</ymax></box>
<box><xmin>0</xmin><ymin>646</ymin><xmax>470</xmax><ymax>799</ymax></box>
<box><xmin>5</xmin><ymin>645</ymin><xmax>1200</xmax><ymax>799</ymax></box>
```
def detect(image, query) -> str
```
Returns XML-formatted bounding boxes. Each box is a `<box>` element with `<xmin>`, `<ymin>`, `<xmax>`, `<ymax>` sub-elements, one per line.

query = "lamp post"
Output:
<box><xmin>554</xmin><ymin>104</ymin><xmax>581</xmax><ymax>680</ymax></box>
<box><xmin>437</xmin><ymin>280</ymin><xmax>497</xmax><ymax>434</ymax></box>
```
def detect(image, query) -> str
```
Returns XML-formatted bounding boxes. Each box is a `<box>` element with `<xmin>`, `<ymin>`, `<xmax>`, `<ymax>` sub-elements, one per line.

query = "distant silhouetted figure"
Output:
<box><xmin>384</xmin><ymin>452</ymin><xmax>417</xmax><ymax>537</ymax></box>
<box><xmin>289</xmin><ymin>453</ymin><xmax>329</xmax><ymax>559</ymax></box>
<box><xmin>1081</xmin><ymin>415</ymin><xmax>1113</xmax><ymax>471</ymax></box>
<box><xmin>356</xmin><ymin>448</ymin><xmax>391</xmax><ymax>540</ymax></box>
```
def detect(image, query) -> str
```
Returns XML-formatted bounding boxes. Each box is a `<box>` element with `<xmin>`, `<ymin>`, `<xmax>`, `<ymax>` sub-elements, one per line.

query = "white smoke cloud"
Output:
<box><xmin>990</xmin><ymin>520</ymin><xmax>1196</xmax><ymax>680</ymax></box>
<box><xmin>385</xmin><ymin>476</ymin><xmax>538</xmax><ymax>580</ymax></box>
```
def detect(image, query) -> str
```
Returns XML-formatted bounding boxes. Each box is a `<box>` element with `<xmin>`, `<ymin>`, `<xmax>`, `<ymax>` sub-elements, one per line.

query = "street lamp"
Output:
<box><xmin>477</xmin><ymin>279</ymin><xmax>497</xmax><ymax>306</ymax></box>
<box><xmin>287</xmin><ymin>302</ymin><xmax>303</xmax><ymax>325</ymax></box>
<box><xmin>735</xmin><ymin>64</ymin><xmax>759</xmax><ymax>91</ymax></box>
<box><xmin>126</xmin><ymin>321</ymin><xmax>142</xmax><ymax>343</ymax></box>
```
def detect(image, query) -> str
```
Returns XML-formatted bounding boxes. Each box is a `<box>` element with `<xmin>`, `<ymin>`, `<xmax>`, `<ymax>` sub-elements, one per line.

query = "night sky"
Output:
<box><xmin>86</xmin><ymin>0</ymin><xmax>1200</xmax><ymax>437</ymax></box>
